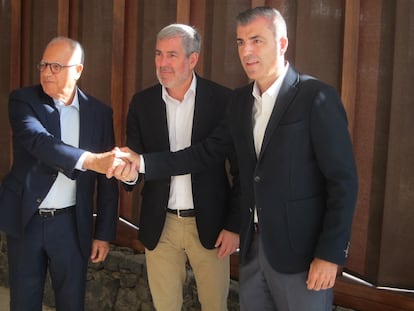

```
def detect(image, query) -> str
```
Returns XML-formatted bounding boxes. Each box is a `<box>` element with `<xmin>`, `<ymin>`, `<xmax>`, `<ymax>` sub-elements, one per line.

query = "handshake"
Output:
<box><xmin>83</xmin><ymin>147</ymin><xmax>141</xmax><ymax>182</ymax></box>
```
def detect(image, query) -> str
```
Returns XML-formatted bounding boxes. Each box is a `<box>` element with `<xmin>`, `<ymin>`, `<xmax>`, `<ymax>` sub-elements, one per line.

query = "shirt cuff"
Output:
<box><xmin>76</xmin><ymin>151</ymin><xmax>90</xmax><ymax>171</ymax></box>
<box><xmin>139</xmin><ymin>155</ymin><xmax>145</xmax><ymax>173</ymax></box>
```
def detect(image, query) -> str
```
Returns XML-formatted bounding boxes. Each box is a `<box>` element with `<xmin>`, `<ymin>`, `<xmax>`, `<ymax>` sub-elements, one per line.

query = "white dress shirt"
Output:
<box><xmin>252</xmin><ymin>63</ymin><xmax>289</xmax><ymax>222</ymax></box>
<box><xmin>39</xmin><ymin>91</ymin><xmax>81</xmax><ymax>209</ymax></box>
<box><xmin>162</xmin><ymin>74</ymin><xmax>197</xmax><ymax>211</ymax></box>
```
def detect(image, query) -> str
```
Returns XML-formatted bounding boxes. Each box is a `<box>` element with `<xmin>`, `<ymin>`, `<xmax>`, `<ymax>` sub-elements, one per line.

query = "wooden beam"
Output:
<box><xmin>177</xmin><ymin>0</ymin><xmax>190</xmax><ymax>24</ymax></box>
<box><xmin>251</xmin><ymin>0</ymin><xmax>266</xmax><ymax>8</ymax></box>
<box><xmin>341</xmin><ymin>0</ymin><xmax>360</xmax><ymax>137</ymax></box>
<box><xmin>57</xmin><ymin>0</ymin><xmax>69</xmax><ymax>36</ymax></box>
<box><xmin>10</xmin><ymin>0</ymin><xmax>22</xmax><ymax>90</ymax></box>
<box><xmin>334</xmin><ymin>276</ymin><xmax>414</xmax><ymax>311</ymax></box>
<box><xmin>111</xmin><ymin>0</ymin><xmax>126</xmax><ymax>146</ymax></box>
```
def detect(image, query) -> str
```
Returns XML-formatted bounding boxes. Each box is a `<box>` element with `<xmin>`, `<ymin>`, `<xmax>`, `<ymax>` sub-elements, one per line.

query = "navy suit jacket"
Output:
<box><xmin>143</xmin><ymin>66</ymin><xmax>358</xmax><ymax>273</ymax></box>
<box><xmin>229</xmin><ymin>66</ymin><xmax>358</xmax><ymax>273</ymax></box>
<box><xmin>125</xmin><ymin>75</ymin><xmax>239</xmax><ymax>250</ymax></box>
<box><xmin>0</xmin><ymin>85</ymin><xmax>119</xmax><ymax>258</ymax></box>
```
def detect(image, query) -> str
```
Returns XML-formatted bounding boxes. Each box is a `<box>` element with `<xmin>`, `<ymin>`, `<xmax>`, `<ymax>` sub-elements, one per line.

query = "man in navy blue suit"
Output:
<box><xmin>111</xmin><ymin>7</ymin><xmax>358</xmax><ymax>311</ymax></box>
<box><xmin>0</xmin><ymin>36</ymin><xmax>119</xmax><ymax>311</ymax></box>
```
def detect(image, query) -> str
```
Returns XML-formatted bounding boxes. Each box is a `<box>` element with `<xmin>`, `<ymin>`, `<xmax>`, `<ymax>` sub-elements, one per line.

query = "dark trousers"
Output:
<box><xmin>7</xmin><ymin>209</ymin><xmax>87</xmax><ymax>311</ymax></box>
<box><xmin>239</xmin><ymin>234</ymin><xmax>333</xmax><ymax>311</ymax></box>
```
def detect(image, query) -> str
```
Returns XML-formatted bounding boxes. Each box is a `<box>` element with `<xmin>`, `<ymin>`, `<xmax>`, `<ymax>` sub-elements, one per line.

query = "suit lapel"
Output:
<box><xmin>258</xmin><ymin>67</ymin><xmax>300</xmax><ymax>160</ymax></box>
<box><xmin>245</xmin><ymin>94</ymin><xmax>257</xmax><ymax>162</ymax></box>
<box><xmin>237</xmin><ymin>84</ymin><xmax>257</xmax><ymax>162</ymax></box>
<box><xmin>78</xmin><ymin>89</ymin><xmax>95</xmax><ymax>149</ymax></box>
<box><xmin>155</xmin><ymin>88</ymin><xmax>170</xmax><ymax>149</ymax></box>
<box><xmin>192</xmin><ymin>77</ymin><xmax>209</xmax><ymax>143</ymax></box>
<box><xmin>37</xmin><ymin>87</ymin><xmax>61</xmax><ymax>140</ymax></box>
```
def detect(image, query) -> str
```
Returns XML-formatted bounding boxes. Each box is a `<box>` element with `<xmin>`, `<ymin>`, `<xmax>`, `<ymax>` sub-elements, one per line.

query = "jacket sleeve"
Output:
<box><xmin>8</xmin><ymin>90</ymin><xmax>85</xmax><ymax>179</ymax></box>
<box><xmin>309</xmin><ymin>82</ymin><xmax>358</xmax><ymax>265</ymax></box>
<box><xmin>143</xmin><ymin>117</ymin><xmax>233</xmax><ymax>180</ymax></box>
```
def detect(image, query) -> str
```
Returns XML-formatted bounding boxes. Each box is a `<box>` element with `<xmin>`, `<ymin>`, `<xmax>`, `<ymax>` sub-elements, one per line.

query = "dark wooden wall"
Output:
<box><xmin>1</xmin><ymin>0</ymin><xmax>414</xmax><ymax>309</ymax></box>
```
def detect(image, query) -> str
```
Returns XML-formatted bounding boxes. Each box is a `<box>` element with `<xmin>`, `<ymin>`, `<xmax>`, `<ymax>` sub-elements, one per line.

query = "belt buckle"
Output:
<box><xmin>177</xmin><ymin>210</ymin><xmax>183</xmax><ymax>218</ymax></box>
<box><xmin>39</xmin><ymin>208</ymin><xmax>56</xmax><ymax>217</ymax></box>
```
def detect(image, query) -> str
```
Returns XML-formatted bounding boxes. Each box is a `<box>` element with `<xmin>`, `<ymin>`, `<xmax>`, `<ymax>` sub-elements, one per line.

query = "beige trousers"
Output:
<box><xmin>145</xmin><ymin>213</ymin><xmax>230</xmax><ymax>311</ymax></box>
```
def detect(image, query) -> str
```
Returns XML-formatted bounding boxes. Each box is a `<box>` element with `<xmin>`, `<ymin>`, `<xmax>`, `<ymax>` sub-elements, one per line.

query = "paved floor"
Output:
<box><xmin>0</xmin><ymin>286</ymin><xmax>55</xmax><ymax>310</ymax></box>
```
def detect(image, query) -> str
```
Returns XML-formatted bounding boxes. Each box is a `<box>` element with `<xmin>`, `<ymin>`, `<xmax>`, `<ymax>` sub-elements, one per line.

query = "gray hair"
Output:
<box><xmin>236</xmin><ymin>7</ymin><xmax>287</xmax><ymax>39</ymax></box>
<box><xmin>157</xmin><ymin>24</ymin><xmax>201</xmax><ymax>57</ymax></box>
<box><xmin>47</xmin><ymin>36</ymin><xmax>85</xmax><ymax>64</ymax></box>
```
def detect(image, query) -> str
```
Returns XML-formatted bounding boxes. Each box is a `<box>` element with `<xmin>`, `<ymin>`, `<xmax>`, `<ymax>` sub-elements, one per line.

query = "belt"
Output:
<box><xmin>37</xmin><ymin>206</ymin><xmax>75</xmax><ymax>218</ymax></box>
<box><xmin>166</xmin><ymin>208</ymin><xmax>195</xmax><ymax>217</ymax></box>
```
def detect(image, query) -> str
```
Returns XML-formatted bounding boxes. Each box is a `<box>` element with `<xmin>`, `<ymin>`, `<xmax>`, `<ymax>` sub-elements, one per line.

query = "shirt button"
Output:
<box><xmin>254</xmin><ymin>176</ymin><xmax>261</xmax><ymax>182</ymax></box>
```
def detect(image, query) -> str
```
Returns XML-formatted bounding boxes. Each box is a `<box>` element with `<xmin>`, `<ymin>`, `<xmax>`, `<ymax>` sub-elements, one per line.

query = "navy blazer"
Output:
<box><xmin>0</xmin><ymin>85</ymin><xmax>119</xmax><ymax>258</ymax></box>
<box><xmin>229</xmin><ymin>66</ymin><xmax>358</xmax><ymax>273</ymax></box>
<box><xmin>143</xmin><ymin>66</ymin><xmax>358</xmax><ymax>273</ymax></box>
<box><xmin>125</xmin><ymin>75</ymin><xmax>239</xmax><ymax>250</ymax></box>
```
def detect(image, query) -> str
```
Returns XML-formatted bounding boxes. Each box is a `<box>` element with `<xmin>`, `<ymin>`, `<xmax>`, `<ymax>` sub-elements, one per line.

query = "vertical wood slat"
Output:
<box><xmin>345</xmin><ymin>0</ymin><xmax>385</xmax><ymax>281</ymax></box>
<box><xmin>118</xmin><ymin>0</ymin><xmax>140</xmax><ymax>220</ymax></box>
<box><xmin>190</xmin><ymin>0</ymin><xmax>207</xmax><ymax>77</ymax></box>
<box><xmin>177</xmin><ymin>0</ymin><xmax>191</xmax><ymax>24</ymax></box>
<box><xmin>251</xmin><ymin>0</ymin><xmax>266</xmax><ymax>8</ymax></box>
<box><xmin>8</xmin><ymin>0</ymin><xmax>22</xmax><ymax>166</ymax></box>
<box><xmin>68</xmin><ymin>0</ymin><xmax>80</xmax><ymax>39</ymax></box>
<box><xmin>57</xmin><ymin>0</ymin><xmax>69</xmax><ymax>36</ymax></box>
<box><xmin>341</xmin><ymin>0</ymin><xmax>360</xmax><ymax>136</ymax></box>
<box><xmin>20</xmin><ymin>0</ymin><xmax>32</xmax><ymax>87</ymax></box>
<box><xmin>10</xmin><ymin>0</ymin><xmax>22</xmax><ymax>90</ymax></box>
<box><xmin>111</xmin><ymin>0</ymin><xmax>126</xmax><ymax>146</ymax></box>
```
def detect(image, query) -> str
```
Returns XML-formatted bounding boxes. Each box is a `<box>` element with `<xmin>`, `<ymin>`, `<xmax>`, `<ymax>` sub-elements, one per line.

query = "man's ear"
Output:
<box><xmin>189</xmin><ymin>52</ymin><xmax>199</xmax><ymax>69</ymax></box>
<box><xmin>280</xmin><ymin>37</ymin><xmax>288</xmax><ymax>56</ymax></box>
<box><xmin>75</xmin><ymin>64</ymin><xmax>84</xmax><ymax>80</ymax></box>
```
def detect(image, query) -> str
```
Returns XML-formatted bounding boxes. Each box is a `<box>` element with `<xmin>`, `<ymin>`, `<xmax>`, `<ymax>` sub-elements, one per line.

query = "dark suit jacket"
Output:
<box><xmin>143</xmin><ymin>66</ymin><xmax>358</xmax><ymax>273</ymax></box>
<box><xmin>0</xmin><ymin>85</ymin><xmax>119</xmax><ymax>259</ymax></box>
<box><xmin>125</xmin><ymin>75</ymin><xmax>239</xmax><ymax>250</ymax></box>
<box><xmin>229</xmin><ymin>66</ymin><xmax>358</xmax><ymax>273</ymax></box>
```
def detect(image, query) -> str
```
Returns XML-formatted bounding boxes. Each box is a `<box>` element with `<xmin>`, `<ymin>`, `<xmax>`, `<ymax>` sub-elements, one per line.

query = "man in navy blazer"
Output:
<box><xmin>112</xmin><ymin>7</ymin><xmax>358</xmax><ymax>311</ymax></box>
<box><xmin>0</xmin><ymin>37</ymin><xmax>119</xmax><ymax>311</ymax></box>
<box><xmin>115</xmin><ymin>24</ymin><xmax>239</xmax><ymax>311</ymax></box>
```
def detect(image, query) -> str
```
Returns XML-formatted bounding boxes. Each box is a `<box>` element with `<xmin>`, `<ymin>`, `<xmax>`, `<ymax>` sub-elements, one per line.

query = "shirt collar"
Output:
<box><xmin>252</xmin><ymin>62</ymin><xmax>289</xmax><ymax>101</ymax></box>
<box><xmin>162</xmin><ymin>72</ymin><xmax>197</xmax><ymax>104</ymax></box>
<box><xmin>53</xmin><ymin>89</ymin><xmax>80</xmax><ymax>111</ymax></box>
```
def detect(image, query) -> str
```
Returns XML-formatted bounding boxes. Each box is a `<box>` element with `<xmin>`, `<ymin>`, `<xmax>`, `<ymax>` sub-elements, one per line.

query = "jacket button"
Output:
<box><xmin>254</xmin><ymin>176</ymin><xmax>261</xmax><ymax>182</ymax></box>
<box><xmin>36</xmin><ymin>198</ymin><xmax>42</xmax><ymax>203</ymax></box>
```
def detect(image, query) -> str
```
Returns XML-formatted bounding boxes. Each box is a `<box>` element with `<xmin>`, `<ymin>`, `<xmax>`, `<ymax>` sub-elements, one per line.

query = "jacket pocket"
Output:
<box><xmin>286</xmin><ymin>195</ymin><xmax>324</xmax><ymax>255</ymax></box>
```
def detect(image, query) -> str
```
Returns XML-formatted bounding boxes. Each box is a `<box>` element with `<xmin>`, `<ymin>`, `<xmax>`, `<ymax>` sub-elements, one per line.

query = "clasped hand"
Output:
<box><xmin>106</xmin><ymin>147</ymin><xmax>141</xmax><ymax>182</ymax></box>
<box><xmin>84</xmin><ymin>147</ymin><xmax>140</xmax><ymax>181</ymax></box>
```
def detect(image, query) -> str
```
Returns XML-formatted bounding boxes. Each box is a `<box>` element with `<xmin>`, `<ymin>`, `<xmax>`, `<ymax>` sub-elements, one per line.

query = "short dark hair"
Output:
<box><xmin>236</xmin><ymin>6</ymin><xmax>287</xmax><ymax>39</ymax></box>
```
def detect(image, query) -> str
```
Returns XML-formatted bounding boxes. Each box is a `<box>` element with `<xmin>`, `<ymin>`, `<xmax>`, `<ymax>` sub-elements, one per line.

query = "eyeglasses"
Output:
<box><xmin>37</xmin><ymin>61</ymin><xmax>79</xmax><ymax>74</ymax></box>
